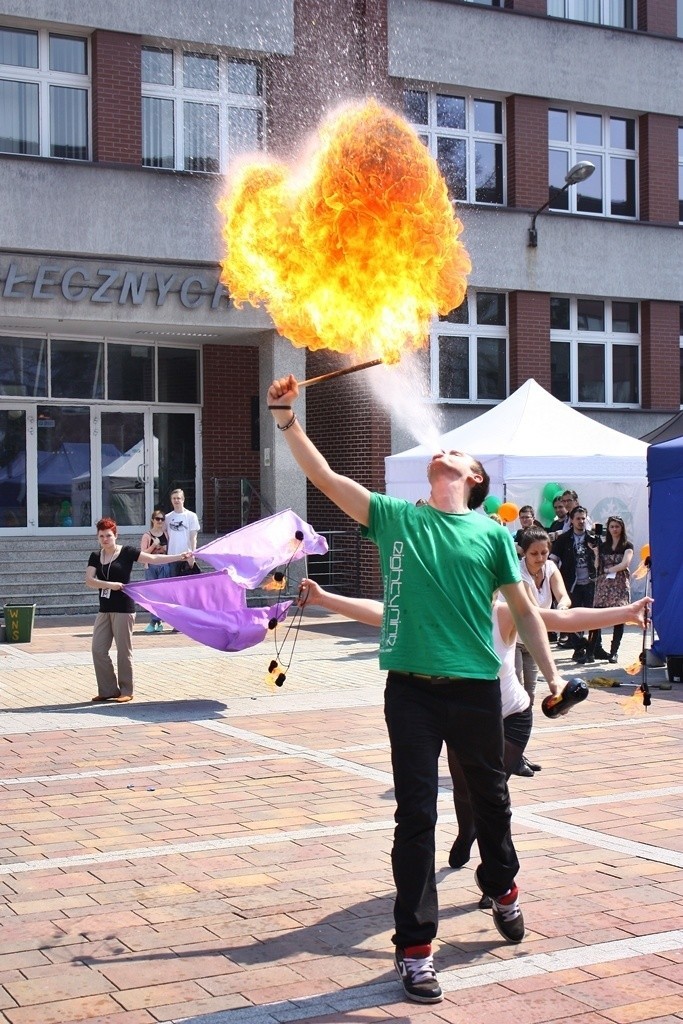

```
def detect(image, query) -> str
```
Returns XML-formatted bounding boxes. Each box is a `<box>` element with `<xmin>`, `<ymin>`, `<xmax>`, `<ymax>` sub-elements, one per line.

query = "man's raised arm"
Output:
<box><xmin>268</xmin><ymin>374</ymin><xmax>372</xmax><ymax>526</ymax></box>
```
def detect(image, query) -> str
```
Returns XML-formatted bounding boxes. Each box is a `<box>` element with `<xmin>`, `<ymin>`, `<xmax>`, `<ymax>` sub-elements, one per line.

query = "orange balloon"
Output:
<box><xmin>640</xmin><ymin>543</ymin><xmax>650</xmax><ymax>561</ymax></box>
<box><xmin>498</xmin><ymin>502</ymin><xmax>519</xmax><ymax>524</ymax></box>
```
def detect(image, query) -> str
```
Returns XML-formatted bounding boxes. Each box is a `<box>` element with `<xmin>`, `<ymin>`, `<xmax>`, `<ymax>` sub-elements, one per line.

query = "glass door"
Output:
<box><xmin>0</xmin><ymin>405</ymin><xmax>32</xmax><ymax>530</ymax></box>
<box><xmin>153</xmin><ymin>411</ymin><xmax>199</xmax><ymax>514</ymax></box>
<box><xmin>99</xmin><ymin>410</ymin><xmax>148</xmax><ymax>527</ymax></box>
<box><xmin>0</xmin><ymin>403</ymin><xmax>200</xmax><ymax>534</ymax></box>
<box><xmin>98</xmin><ymin>408</ymin><xmax>200</xmax><ymax>531</ymax></box>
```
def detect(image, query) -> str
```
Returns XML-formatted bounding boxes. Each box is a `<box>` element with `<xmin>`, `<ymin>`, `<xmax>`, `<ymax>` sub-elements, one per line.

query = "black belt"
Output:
<box><xmin>390</xmin><ymin>670</ymin><xmax>464</xmax><ymax>684</ymax></box>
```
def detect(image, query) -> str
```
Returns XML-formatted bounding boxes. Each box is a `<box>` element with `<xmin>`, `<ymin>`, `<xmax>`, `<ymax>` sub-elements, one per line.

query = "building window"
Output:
<box><xmin>547</xmin><ymin>1</ymin><xmax>634</xmax><ymax>28</ymax></box>
<box><xmin>141</xmin><ymin>46</ymin><xmax>264</xmax><ymax>172</ymax></box>
<box><xmin>679</xmin><ymin>127</ymin><xmax>683</xmax><ymax>223</ymax></box>
<box><xmin>432</xmin><ymin>291</ymin><xmax>507</xmax><ymax>402</ymax></box>
<box><xmin>0</xmin><ymin>335</ymin><xmax>200</xmax><ymax>404</ymax></box>
<box><xmin>404</xmin><ymin>88</ymin><xmax>505</xmax><ymax>206</ymax></box>
<box><xmin>0</xmin><ymin>25</ymin><xmax>89</xmax><ymax>159</ymax></box>
<box><xmin>548</xmin><ymin>108</ymin><xmax>636</xmax><ymax>218</ymax></box>
<box><xmin>550</xmin><ymin>297</ymin><xmax>639</xmax><ymax>406</ymax></box>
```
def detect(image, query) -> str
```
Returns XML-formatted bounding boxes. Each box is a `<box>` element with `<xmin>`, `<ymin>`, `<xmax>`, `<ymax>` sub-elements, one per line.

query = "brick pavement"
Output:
<box><xmin>0</xmin><ymin>613</ymin><xmax>681</xmax><ymax>1024</ymax></box>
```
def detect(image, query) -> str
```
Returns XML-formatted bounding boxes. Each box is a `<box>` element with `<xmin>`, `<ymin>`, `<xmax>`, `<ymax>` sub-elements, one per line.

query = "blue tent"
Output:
<box><xmin>648</xmin><ymin>437</ymin><xmax>683</xmax><ymax>657</ymax></box>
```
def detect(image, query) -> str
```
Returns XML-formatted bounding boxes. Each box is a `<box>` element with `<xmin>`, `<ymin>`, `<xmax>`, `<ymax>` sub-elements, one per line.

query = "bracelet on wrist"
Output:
<box><xmin>277</xmin><ymin>412</ymin><xmax>297</xmax><ymax>431</ymax></box>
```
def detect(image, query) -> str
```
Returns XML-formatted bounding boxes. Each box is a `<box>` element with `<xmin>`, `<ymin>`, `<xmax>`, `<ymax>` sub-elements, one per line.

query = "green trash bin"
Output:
<box><xmin>4</xmin><ymin>603</ymin><xmax>36</xmax><ymax>643</ymax></box>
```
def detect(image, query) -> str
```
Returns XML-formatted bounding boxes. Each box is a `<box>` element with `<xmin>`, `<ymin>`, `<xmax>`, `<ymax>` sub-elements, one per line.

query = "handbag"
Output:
<box><xmin>178</xmin><ymin>560</ymin><xmax>202</xmax><ymax>576</ymax></box>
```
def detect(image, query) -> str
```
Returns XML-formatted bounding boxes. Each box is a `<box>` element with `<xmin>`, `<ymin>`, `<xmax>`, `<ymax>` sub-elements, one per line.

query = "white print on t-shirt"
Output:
<box><xmin>386</xmin><ymin>540</ymin><xmax>403</xmax><ymax>648</ymax></box>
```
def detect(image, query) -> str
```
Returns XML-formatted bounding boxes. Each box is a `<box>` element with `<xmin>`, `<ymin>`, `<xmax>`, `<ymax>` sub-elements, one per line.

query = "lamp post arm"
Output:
<box><xmin>528</xmin><ymin>183</ymin><xmax>570</xmax><ymax>248</ymax></box>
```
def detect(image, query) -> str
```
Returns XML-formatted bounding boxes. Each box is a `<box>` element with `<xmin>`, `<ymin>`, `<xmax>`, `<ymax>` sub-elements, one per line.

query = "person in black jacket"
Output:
<box><xmin>550</xmin><ymin>506</ymin><xmax>599</xmax><ymax>663</ymax></box>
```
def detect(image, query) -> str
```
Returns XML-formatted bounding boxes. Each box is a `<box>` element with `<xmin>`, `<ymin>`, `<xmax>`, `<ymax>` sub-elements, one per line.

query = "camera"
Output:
<box><xmin>593</xmin><ymin>522</ymin><xmax>603</xmax><ymax>537</ymax></box>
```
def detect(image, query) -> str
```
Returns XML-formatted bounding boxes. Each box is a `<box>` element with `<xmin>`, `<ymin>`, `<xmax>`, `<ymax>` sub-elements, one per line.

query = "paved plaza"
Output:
<box><xmin>0</xmin><ymin>610</ymin><xmax>682</xmax><ymax>1024</ymax></box>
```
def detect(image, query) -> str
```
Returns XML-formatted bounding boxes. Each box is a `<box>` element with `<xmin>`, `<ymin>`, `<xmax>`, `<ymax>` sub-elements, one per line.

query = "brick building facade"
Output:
<box><xmin>0</xmin><ymin>0</ymin><xmax>681</xmax><ymax>599</ymax></box>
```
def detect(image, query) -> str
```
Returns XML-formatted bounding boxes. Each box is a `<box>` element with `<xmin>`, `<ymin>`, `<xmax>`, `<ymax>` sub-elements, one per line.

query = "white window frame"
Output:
<box><xmin>547</xmin><ymin>0</ymin><xmax>635</xmax><ymax>29</ymax></box>
<box><xmin>430</xmin><ymin>289</ymin><xmax>508</xmax><ymax>404</ymax></box>
<box><xmin>550</xmin><ymin>297</ymin><xmax>640</xmax><ymax>408</ymax></box>
<box><xmin>141</xmin><ymin>46</ymin><xmax>265</xmax><ymax>174</ymax></box>
<box><xmin>549</xmin><ymin>105</ymin><xmax>638</xmax><ymax>220</ymax></box>
<box><xmin>0</xmin><ymin>25</ymin><xmax>91</xmax><ymax>160</ymax></box>
<box><xmin>678</xmin><ymin>126</ymin><xmax>683</xmax><ymax>225</ymax></box>
<box><xmin>403</xmin><ymin>86</ymin><xmax>506</xmax><ymax>207</ymax></box>
<box><xmin>0</xmin><ymin>331</ymin><xmax>202</xmax><ymax>405</ymax></box>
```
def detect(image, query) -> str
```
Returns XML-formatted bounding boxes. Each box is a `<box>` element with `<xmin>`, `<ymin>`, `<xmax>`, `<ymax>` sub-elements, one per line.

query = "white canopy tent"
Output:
<box><xmin>386</xmin><ymin>379</ymin><xmax>649</xmax><ymax>554</ymax></box>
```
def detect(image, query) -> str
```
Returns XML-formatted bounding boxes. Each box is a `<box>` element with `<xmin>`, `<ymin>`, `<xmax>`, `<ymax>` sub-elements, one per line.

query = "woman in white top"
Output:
<box><xmin>517</xmin><ymin>528</ymin><xmax>571</xmax><ymax>705</ymax></box>
<box><xmin>297</xmin><ymin>578</ymin><xmax>651</xmax><ymax>876</ymax></box>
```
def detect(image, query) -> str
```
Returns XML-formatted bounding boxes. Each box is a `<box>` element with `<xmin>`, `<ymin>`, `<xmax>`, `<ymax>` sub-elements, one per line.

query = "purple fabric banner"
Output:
<box><xmin>124</xmin><ymin>569</ymin><xmax>291</xmax><ymax>652</ymax></box>
<box><xmin>123</xmin><ymin>510</ymin><xmax>325</xmax><ymax>651</ymax></box>
<box><xmin>195</xmin><ymin>509</ymin><xmax>328</xmax><ymax>587</ymax></box>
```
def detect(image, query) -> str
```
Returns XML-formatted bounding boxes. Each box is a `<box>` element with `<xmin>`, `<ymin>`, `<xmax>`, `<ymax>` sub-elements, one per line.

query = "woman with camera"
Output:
<box><xmin>140</xmin><ymin>508</ymin><xmax>171</xmax><ymax>633</ymax></box>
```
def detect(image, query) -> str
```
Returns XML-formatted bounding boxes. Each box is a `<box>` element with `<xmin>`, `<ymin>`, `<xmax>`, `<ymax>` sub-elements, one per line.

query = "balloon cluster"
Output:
<box><xmin>482</xmin><ymin>495</ymin><xmax>518</xmax><ymax>523</ymax></box>
<box><xmin>538</xmin><ymin>481</ymin><xmax>564</xmax><ymax>527</ymax></box>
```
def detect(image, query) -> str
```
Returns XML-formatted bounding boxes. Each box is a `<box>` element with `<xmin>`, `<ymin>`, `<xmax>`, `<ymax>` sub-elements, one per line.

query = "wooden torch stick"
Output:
<box><xmin>298</xmin><ymin>358</ymin><xmax>383</xmax><ymax>389</ymax></box>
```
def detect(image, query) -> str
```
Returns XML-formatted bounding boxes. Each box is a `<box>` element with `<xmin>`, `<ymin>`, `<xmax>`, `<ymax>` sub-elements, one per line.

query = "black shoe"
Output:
<box><xmin>394</xmin><ymin>946</ymin><xmax>443</xmax><ymax>1004</ymax></box>
<box><xmin>523</xmin><ymin>756</ymin><xmax>542</xmax><ymax>772</ymax></box>
<box><xmin>448</xmin><ymin>839</ymin><xmax>471</xmax><ymax>869</ymax></box>
<box><xmin>595</xmin><ymin>648</ymin><xmax>611</xmax><ymax>660</ymax></box>
<box><xmin>475</xmin><ymin>869</ymin><xmax>525</xmax><ymax>943</ymax></box>
<box><xmin>512</xmin><ymin>759</ymin><xmax>534</xmax><ymax>778</ymax></box>
<box><xmin>584</xmin><ymin>654</ymin><xmax>595</xmax><ymax>664</ymax></box>
<box><xmin>557</xmin><ymin>638</ymin><xmax>574</xmax><ymax>649</ymax></box>
<box><xmin>608</xmin><ymin>653</ymin><xmax>618</xmax><ymax>663</ymax></box>
<box><xmin>573</xmin><ymin>650</ymin><xmax>587</xmax><ymax>664</ymax></box>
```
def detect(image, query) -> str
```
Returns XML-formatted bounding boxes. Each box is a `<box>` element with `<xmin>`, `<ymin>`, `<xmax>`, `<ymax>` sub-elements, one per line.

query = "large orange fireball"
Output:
<box><xmin>218</xmin><ymin>100</ymin><xmax>471</xmax><ymax>363</ymax></box>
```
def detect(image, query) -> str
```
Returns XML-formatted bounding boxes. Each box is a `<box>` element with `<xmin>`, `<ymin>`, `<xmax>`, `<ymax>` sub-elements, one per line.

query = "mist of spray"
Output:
<box><xmin>370</xmin><ymin>355</ymin><xmax>443</xmax><ymax>451</ymax></box>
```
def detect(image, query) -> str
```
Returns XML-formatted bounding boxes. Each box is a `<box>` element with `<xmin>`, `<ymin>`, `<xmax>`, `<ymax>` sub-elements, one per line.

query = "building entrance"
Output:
<box><xmin>0</xmin><ymin>404</ymin><xmax>199</xmax><ymax>535</ymax></box>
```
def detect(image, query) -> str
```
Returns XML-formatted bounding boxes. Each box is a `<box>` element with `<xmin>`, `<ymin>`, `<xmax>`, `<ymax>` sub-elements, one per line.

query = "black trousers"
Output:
<box><xmin>448</xmin><ymin>706</ymin><xmax>533</xmax><ymax>855</ymax></box>
<box><xmin>566</xmin><ymin>581</ymin><xmax>595</xmax><ymax>650</ymax></box>
<box><xmin>384</xmin><ymin>672</ymin><xmax>519</xmax><ymax>948</ymax></box>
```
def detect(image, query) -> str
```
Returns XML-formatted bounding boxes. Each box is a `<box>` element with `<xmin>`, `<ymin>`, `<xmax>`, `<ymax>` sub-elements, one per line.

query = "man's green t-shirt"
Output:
<box><xmin>361</xmin><ymin>493</ymin><xmax>521</xmax><ymax>679</ymax></box>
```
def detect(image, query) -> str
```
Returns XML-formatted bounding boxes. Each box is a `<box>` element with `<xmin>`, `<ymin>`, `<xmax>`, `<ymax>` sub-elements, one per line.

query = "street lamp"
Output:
<box><xmin>527</xmin><ymin>160</ymin><xmax>595</xmax><ymax>247</ymax></box>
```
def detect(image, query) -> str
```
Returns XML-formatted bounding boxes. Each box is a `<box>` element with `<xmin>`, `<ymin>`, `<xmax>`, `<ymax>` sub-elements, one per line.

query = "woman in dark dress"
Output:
<box><xmin>85</xmin><ymin>517</ymin><xmax>189</xmax><ymax>702</ymax></box>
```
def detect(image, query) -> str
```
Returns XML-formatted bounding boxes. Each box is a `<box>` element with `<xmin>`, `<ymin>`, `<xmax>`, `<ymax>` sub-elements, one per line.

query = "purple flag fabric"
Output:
<box><xmin>123</xmin><ymin>510</ymin><xmax>326</xmax><ymax>652</ymax></box>
<box><xmin>196</xmin><ymin>509</ymin><xmax>328</xmax><ymax>587</ymax></box>
<box><xmin>124</xmin><ymin>569</ymin><xmax>291</xmax><ymax>652</ymax></box>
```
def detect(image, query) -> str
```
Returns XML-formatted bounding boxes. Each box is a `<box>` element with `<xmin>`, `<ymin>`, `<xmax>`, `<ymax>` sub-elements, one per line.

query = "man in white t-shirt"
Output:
<box><xmin>165</xmin><ymin>489</ymin><xmax>200</xmax><ymax>576</ymax></box>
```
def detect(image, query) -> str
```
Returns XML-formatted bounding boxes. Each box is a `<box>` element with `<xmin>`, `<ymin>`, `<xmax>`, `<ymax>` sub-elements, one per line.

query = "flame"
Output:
<box><xmin>262</xmin><ymin>574</ymin><xmax>287</xmax><ymax>592</ymax></box>
<box><xmin>265</xmin><ymin>659</ymin><xmax>286</xmax><ymax>690</ymax></box>
<box><xmin>218</xmin><ymin>99</ymin><xmax>471</xmax><ymax>363</ymax></box>
<box><xmin>624</xmin><ymin>659</ymin><xmax>643</xmax><ymax>675</ymax></box>
<box><xmin>633</xmin><ymin>558</ymin><xmax>650</xmax><ymax>580</ymax></box>
<box><xmin>621</xmin><ymin>686</ymin><xmax>648</xmax><ymax>716</ymax></box>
